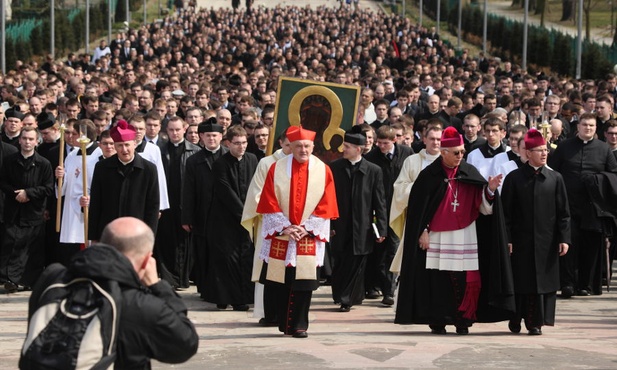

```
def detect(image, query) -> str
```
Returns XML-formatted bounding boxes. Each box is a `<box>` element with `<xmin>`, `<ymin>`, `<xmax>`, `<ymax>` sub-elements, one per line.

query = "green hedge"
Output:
<box><xmin>6</xmin><ymin>0</ymin><xmax>114</xmax><ymax>70</ymax></box>
<box><xmin>445</xmin><ymin>5</ymin><xmax>614</xmax><ymax>79</ymax></box>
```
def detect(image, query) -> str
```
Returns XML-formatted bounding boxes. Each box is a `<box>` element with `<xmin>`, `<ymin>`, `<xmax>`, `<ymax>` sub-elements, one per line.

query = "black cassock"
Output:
<box><xmin>395</xmin><ymin>157</ymin><xmax>515</xmax><ymax>326</ymax></box>
<box><xmin>329</xmin><ymin>158</ymin><xmax>387</xmax><ymax>306</ymax></box>
<box><xmin>502</xmin><ymin>163</ymin><xmax>571</xmax><ymax>327</ymax></box>
<box><xmin>203</xmin><ymin>152</ymin><xmax>257</xmax><ymax>305</ymax></box>
<box><xmin>156</xmin><ymin>141</ymin><xmax>200</xmax><ymax>289</ymax></box>
<box><xmin>89</xmin><ymin>155</ymin><xmax>160</xmax><ymax>241</ymax></box>
<box><xmin>182</xmin><ymin>146</ymin><xmax>228</xmax><ymax>296</ymax></box>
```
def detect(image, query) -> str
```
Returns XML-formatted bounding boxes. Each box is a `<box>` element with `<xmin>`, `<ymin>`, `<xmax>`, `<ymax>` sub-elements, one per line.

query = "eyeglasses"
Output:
<box><xmin>606</xmin><ymin>132</ymin><xmax>617</xmax><ymax>136</ymax></box>
<box><xmin>446</xmin><ymin>149</ymin><xmax>466</xmax><ymax>156</ymax></box>
<box><xmin>528</xmin><ymin>148</ymin><xmax>549</xmax><ymax>153</ymax></box>
<box><xmin>255</xmin><ymin>134</ymin><xmax>269</xmax><ymax>138</ymax></box>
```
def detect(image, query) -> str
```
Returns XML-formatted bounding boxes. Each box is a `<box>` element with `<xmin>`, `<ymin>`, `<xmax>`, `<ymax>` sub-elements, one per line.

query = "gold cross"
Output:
<box><xmin>271</xmin><ymin>239</ymin><xmax>287</xmax><ymax>259</ymax></box>
<box><xmin>298</xmin><ymin>237</ymin><xmax>315</xmax><ymax>255</ymax></box>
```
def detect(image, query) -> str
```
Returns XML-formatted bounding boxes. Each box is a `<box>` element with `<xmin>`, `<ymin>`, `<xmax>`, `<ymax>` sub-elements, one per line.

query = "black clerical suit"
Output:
<box><xmin>329</xmin><ymin>157</ymin><xmax>387</xmax><ymax>307</ymax></box>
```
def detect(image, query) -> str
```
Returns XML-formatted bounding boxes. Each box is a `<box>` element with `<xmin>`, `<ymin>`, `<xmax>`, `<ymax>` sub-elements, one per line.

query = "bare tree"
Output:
<box><xmin>583</xmin><ymin>0</ymin><xmax>600</xmax><ymax>40</ymax></box>
<box><xmin>561</xmin><ymin>0</ymin><xmax>575</xmax><ymax>21</ymax></box>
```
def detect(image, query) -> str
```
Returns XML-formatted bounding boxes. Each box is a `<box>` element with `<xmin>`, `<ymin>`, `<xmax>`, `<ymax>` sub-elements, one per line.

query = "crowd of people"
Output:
<box><xmin>0</xmin><ymin>0</ymin><xmax>615</xmax><ymax>351</ymax></box>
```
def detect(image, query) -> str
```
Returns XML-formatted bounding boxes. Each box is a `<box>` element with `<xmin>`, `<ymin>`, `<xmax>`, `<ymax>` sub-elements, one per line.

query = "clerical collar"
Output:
<box><xmin>465</xmin><ymin>135</ymin><xmax>477</xmax><ymax>142</ymax></box>
<box><xmin>172</xmin><ymin>139</ymin><xmax>184</xmax><ymax>147</ymax></box>
<box><xmin>577</xmin><ymin>136</ymin><xmax>593</xmax><ymax>144</ymax></box>
<box><xmin>21</xmin><ymin>151</ymin><xmax>35</xmax><ymax>159</ymax></box>
<box><xmin>118</xmin><ymin>156</ymin><xmax>135</xmax><ymax>165</ymax></box>
<box><xmin>488</xmin><ymin>143</ymin><xmax>502</xmax><ymax>150</ymax></box>
<box><xmin>206</xmin><ymin>145</ymin><xmax>220</xmax><ymax>154</ymax></box>
<box><xmin>530</xmin><ymin>164</ymin><xmax>542</xmax><ymax>171</ymax></box>
<box><xmin>348</xmin><ymin>158</ymin><xmax>362</xmax><ymax>165</ymax></box>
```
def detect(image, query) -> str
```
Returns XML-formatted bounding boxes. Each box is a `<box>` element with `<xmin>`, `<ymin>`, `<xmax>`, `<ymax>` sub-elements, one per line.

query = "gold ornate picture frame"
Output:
<box><xmin>268</xmin><ymin>77</ymin><xmax>361</xmax><ymax>163</ymax></box>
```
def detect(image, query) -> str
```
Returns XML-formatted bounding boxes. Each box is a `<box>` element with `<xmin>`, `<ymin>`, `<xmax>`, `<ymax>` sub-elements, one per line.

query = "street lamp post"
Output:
<box><xmin>1</xmin><ymin>0</ymin><xmax>5</xmax><ymax>75</ymax></box>
<box><xmin>86</xmin><ymin>0</ymin><xmax>90</xmax><ymax>55</ymax></box>
<box><xmin>482</xmin><ymin>0</ymin><xmax>487</xmax><ymax>53</ymax></box>
<box><xmin>576</xmin><ymin>0</ymin><xmax>582</xmax><ymax>78</ymax></box>
<box><xmin>51</xmin><ymin>0</ymin><xmax>55</xmax><ymax>58</ymax></box>
<box><xmin>523</xmin><ymin>0</ymin><xmax>528</xmax><ymax>71</ymax></box>
<box><xmin>457</xmin><ymin>0</ymin><xmax>462</xmax><ymax>48</ymax></box>
<box><xmin>436</xmin><ymin>0</ymin><xmax>441</xmax><ymax>35</ymax></box>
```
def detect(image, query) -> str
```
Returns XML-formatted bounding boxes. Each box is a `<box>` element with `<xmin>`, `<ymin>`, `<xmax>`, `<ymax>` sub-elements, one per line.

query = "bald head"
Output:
<box><xmin>100</xmin><ymin>217</ymin><xmax>154</xmax><ymax>267</ymax></box>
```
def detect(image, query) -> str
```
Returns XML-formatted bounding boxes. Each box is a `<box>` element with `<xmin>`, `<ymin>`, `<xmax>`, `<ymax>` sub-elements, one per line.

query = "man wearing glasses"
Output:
<box><xmin>501</xmin><ymin>129</ymin><xmax>570</xmax><ymax>335</ymax></box>
<box><xmin>395</xmin><ymin>127</ymin><xmax>514</xmax><ymax>335</ymax></box>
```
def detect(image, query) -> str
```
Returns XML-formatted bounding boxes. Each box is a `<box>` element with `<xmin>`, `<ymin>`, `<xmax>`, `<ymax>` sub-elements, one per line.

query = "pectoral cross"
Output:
<box><xmin>451</xmin><ymin>198</ymin><xmax>460</xmax><ymax>212</ymax></box>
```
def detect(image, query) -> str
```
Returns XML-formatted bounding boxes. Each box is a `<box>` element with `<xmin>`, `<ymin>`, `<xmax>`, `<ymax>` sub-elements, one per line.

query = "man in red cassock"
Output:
<box><xmin>256</xmin><ymin>126</ymin><xmax>338</xmax><ymax>338</ymax></box>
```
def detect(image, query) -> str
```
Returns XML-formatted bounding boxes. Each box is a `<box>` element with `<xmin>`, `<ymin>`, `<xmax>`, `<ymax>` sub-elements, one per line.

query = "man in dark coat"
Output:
<box><xmin>502</xmin><ymin>129</ymin><xmax>571</xmax><ymax>335</ymax></box>
<box><xmin>24</xmin><ymin>217</ymin><xmax>198</xmax><ymax>369</ymax></box>
<box><xmin>549</xmin><ymin>113</ymin><xmax>617</xmax><ymax>296</ymax></box>
<box><xmin>395</xmin><ymin>127</ymin><xmax>515</xmax><ymax>334</ymax></box>
<box><xmin>330</xmin><ymin>132</ymin><xmax>387</xmax><ymax>312</ymax></box>
<box><xmin>0</xmin><ymin>127</ymin><xmax>54</xmax><ymax>291</ymax></box>
<box><xmin>181</xmin><ymin>120</ymin><xmax>228</xmax><ymax>298</ymax></box>
<box><xmin>155</xmin><ymin>117</ymin><xmax>200</xmax><ymax>289</ymax></box>
<box><xmin>87</xmin><ymin>121</ymin><xmax>160</xmax><ymax>241</ymax></box>
<box><xmin>364</xmin><ymin>125</ymin><xmax>413</xmax><ymax>305</ymax></box>
<box><xmin>203</xmin><ymin>125</ymin><xmax>257</xmax><ymax>310</ymax></box>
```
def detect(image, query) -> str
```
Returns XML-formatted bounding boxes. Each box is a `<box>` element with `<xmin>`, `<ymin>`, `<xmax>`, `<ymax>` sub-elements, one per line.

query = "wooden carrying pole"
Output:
<box><xmin>80</xmin><ymin>139</ymin><xmax>89</xmax><ymax>245</ymax></box>
<box><xmin>55</xmin><ymin>124</ymin><xmax>66</xmax><ymax>232</ymax></box>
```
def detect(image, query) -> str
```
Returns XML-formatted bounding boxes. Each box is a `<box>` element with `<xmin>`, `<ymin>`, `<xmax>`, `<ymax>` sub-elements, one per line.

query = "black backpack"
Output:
<box><xmin>20</xmin><ymin>263</ymin><xmax>123</xmax><ymax>370</ymax></box>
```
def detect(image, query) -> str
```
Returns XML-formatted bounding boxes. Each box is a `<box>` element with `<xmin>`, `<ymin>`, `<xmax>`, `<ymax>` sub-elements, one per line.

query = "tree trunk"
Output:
<box><xmin>536</xmin><ymin>0</ymin><xmax>546</xmax><ymax>27</ymax></box>
<box><xmin>561</xmin><ymin>0</ymin><xmax>574</xmax><ymax>21</ymax></box>
<box><xmin>584</xmin><ymin>7</ymin><xmax>590</xmax><ymax>41</ymax></box>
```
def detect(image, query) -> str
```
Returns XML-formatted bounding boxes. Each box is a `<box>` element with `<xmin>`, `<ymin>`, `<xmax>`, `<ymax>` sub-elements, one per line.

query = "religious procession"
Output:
<box><xmin>0</xmin><ymin>0</ymin><xmax>616</xmax><ymax>368</ymax></box>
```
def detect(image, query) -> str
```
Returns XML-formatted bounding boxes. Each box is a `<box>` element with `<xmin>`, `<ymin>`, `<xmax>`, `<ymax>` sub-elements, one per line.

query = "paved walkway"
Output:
<box><xmin>1</xmin><ymin>280</ymin><xmax>616</xmax><ymax>368</ymax></box>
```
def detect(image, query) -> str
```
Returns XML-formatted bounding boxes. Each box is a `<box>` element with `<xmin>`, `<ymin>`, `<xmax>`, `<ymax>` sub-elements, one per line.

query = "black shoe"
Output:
<box><xmin>577</xmin><ymin>289</ymin><xmax>591</xmax><ymax>296</ymax></box>
<box><xmin>508</xmin><ymin>320</ymin><xmax>522</xmax><ymax>334</ymax></box>
<box><xmin>456</xmin><ymin>327</ymin><xmax>469</xmax><ymax>335</ymax></box>
<box><xmin>216</xmin><ymin>304</ymin><xmax>228</xmax><ymax>310</ymax></box>
<box><xmin>430</xmin><ymin>325</ymin><xmax>446</xmax><ymax>334</ymax></box>
<box><xmin>528</xmin><ymin>327</ymin><xmax>542</xmax><ymax>335</ymax></box>
<box><xmin>561</xmin><ymin>286</ymin><xmax>575</xmax><ymax>298</ymax></box>
<box><xmin>232</xmin><ymin>304</ymin><xmax>250</xmax><ymax>311</ymax></box>
<box><xmin>339</xmin><ymin>304</ymin><xmax>351</xmax><ymax>312</ymax></box>
<box><xmin>292</xmin><ymin>330</ymin><xmax>308</xmax><ymax>338</ymax></box>
<box><xmin>4</xmin><ymin>281</ymin><xmax>18</xmax><ymax>293</ymax></box>
<box><xmin>365</xmin><ymin>289</ymin><xmax>380</xmax><ymax>299</ymax></box>
<box><xmin>381</xmin><ymin>295</ymin><xmax>394</xmax><ymax>306</ymax></box>
<box><xmin>258</xmin><ymin>318</ymin><xmax>278</xmax><ymax>327</ymax></box>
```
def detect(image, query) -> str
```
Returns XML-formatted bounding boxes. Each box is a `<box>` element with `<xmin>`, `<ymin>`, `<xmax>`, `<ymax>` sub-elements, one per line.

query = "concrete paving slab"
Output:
<box><xmin>1</xmin><ymin>282</ymin><xmax>616</xmax><ymax>368</ymax></box>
